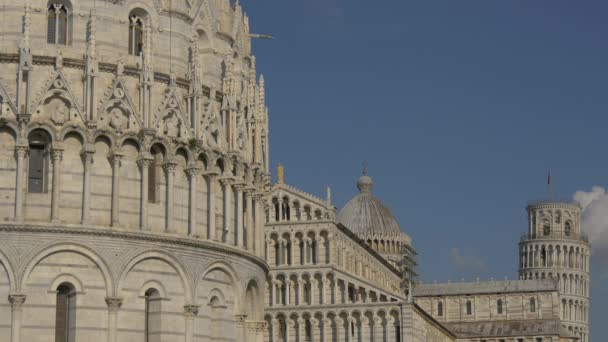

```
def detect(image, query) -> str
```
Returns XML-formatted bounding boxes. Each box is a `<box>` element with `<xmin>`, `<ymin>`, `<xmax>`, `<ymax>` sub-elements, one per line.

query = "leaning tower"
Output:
<box><xmin>519</xmin><ymin>201</ymin><xmax>591</xmax><ymax>342</ymax></box>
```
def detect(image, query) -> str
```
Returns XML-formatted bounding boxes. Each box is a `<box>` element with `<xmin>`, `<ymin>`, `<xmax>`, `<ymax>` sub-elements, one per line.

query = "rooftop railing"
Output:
<box><xmin>520</xmin><ymin>231</ymin><xmax>589</xmax><ymax>243</ymax></box>
<box><xmin>526</xmin><ymin>199</ymin><xmax>581</xmax><ymax>207</ymax></box>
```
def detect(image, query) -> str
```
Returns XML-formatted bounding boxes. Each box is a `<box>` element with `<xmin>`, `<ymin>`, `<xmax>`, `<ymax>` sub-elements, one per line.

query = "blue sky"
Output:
<box><xmin>245</xmin><ymin>0</ymin><xmax>608</xmax><ymax>338</ymax></box>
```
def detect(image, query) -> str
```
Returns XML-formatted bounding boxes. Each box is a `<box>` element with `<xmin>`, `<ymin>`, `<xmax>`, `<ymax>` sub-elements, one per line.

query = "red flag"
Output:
<box><xmin>547</xmin><ymin>171</ymin><xmax>551</xmax><ymax>185</ymax></box>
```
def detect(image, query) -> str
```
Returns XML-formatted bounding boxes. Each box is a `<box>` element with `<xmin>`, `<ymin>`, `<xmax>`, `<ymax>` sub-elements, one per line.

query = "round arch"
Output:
<box><xmin>20</xmin><ymin>242</ymin><xmax>113</xmax><ymax>296</ymax></box>
<box><xmin>118</xmin><ymin>249</ymin><xmax>193</xmax><ymax>303</ymax></box>
<box><xmin>0</xmin><ymin>248</ymin><xmax>16</xmax><ymax>293</ymax></box>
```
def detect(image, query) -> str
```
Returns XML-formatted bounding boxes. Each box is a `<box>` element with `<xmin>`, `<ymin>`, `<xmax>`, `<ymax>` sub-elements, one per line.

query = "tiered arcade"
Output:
<box><xmin>520</xmin><ymin>201</ymin><xmax>591</xmax><ymax>342</ymax></box>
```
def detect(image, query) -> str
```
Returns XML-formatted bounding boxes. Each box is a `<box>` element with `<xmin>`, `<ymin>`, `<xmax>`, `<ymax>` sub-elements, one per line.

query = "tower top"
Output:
<box><xmin>277</xmin><ymin>163</ymin><xmax>285</xmax><ymax>184</ymax></box>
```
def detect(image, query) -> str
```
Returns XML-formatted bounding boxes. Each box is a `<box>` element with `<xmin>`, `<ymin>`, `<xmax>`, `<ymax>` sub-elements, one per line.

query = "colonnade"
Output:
<box><xmin>265</xmin><ymin>309</ymin><xmax>401</xmax><ymax>342</ymax></box>
<box><xmin>561</xmin><ymin>299</ymin><xmax>588</xmax><ymax>323</ymax></box>
<box><xmin>10</xmin><ymin>129</ymin><xmax>267</xmax><ymax>257</ymax></box>
<box><xmin>268</xmin><ymin>196</ymin><xmax>329</xmax><ymax>223</ymax></box>
<box><xmin>267</xmin><ymin>272</ymin><xmax>395</xmax><ymax>308</ymax></box>
<box><xmin>520</xmin><ymin>244</ymin><xmax>589</xmax><ymax>271</ymax></box>
<box><xmin>6</xmin><ymin>293</ymin><xmax>265</xmax><ymax>342</ymax></box>
<box><xmin>268</xmin><ymin>235</ymin><xmax>330</xmax><ymax>267</ymax></box>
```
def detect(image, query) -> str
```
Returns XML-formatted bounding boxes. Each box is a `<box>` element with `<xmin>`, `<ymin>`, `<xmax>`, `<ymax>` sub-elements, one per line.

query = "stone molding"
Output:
<box><xmin>0</xmin><ymin>223</ymin><xmax>269</xmax><ymax>272</ymax></box>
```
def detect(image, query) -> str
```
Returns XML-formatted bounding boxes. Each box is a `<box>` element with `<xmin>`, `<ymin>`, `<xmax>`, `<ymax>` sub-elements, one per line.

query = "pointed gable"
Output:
<box><xmin>97</xmin><ymin>77</ymin><xmax>142</xmax><ymax>133</ymax></box>
<box><xmin>154</xmin><ymin>86</ymin><xmax>191</xmax><ymax>139</ymax></box>
<box><xmin>31</xmin><ymin>71</ymin><xmax>85</xmax><ymax>126</ymax></box>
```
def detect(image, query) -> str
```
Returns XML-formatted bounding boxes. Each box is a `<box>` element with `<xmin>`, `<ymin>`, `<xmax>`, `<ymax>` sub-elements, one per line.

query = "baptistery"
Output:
<box><xmin>0</xmin><ymin>0</ymin><xmax>269</xmax><ymax>341</ymax></box>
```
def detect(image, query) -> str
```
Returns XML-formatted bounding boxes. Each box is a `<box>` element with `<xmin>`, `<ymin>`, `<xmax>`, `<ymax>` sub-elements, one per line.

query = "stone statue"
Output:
<box><xmin>109</xmin><ymin>107</ymin><xmax>127</xmax><ymax>131</ymax></box>
<box><xmin>49</xmin><ymin>98</ymin><xmax>68</xmax><ymax>125</ymax></box>
<box><xmin>163</xmin><ymin>111</ymin><xmax>180</xmax><ymax>137</ymax></box>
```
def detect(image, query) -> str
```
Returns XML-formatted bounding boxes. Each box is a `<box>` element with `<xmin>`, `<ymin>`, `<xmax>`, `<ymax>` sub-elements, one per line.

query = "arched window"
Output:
<box><xmin>530</xmin><ymin>297</ymin><xmax>536</xmax><ymax>312</ymax></box>
<box><xmin>47</xmin><ymin>1</ymin><xmax>71</xmax><ymax>45</ymax></box>
<box><xmin>145</xmin><ymin>289</ymin><xmax>161</xmax><ymax>342</ymax></box>
<box><xmin>437</xmin><ymin>301</ymin><xmax>443</xmax><ymax>316</ymax></box>
<box><xmin>129</xmin><ymin>11</ymin><xmax>146</xmax><ymax>56</ymax></box>
<box><xmin>305</xmin><ymin>319</ymin><xmax>312</xmax><ymax>341</ymax></box>
<box><xmin>55</xmin><ymin>283</ymin><xmax>76</xmax><ymax>342</ymax></box>
<box><xmin>466</xmin><ymin>300</ymin><xmax>472</xmax><ymax>315</ymax></box>
<box><xmin>497</xmin><ymin>299</ymin><xmax>503</xmax><ymax>314</ymax></box>
<box><xmin>543</xmin><ymin>219</ymin><xmax>551</xmax><ymax>236</ymax></box>
<box><xmin>28</xmin><ymin>130</ymin><xmax>51</xmax><ymax>193</ymax></box>
<box><xmin>279</xmin><ymin>320</ymin><xmax>287</xmax><ymax>340</ymax></box>
<box><xmin>565</xmin><ymin>221</ymin><xmax>572</xmax><ymax>236</ymax></box>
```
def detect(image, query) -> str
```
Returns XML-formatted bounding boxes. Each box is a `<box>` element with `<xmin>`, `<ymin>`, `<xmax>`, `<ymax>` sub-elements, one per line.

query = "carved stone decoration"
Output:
<box><xmin>154</xmin><ymin>88</ymin><xmax>190</xmax><ymax>139</ymax></box>
<box><xmin>31</xmin><ymin>72</ymin><xmax>85</xmax><ymax>126</ymax></box>
<box><xmin>159</xmin><ymin>109</ymin><xmax>183</xmax><ymax>137</ymax></box>
<box><xmin>184</xmin><ymin>305</ymin><xmax>200</xmax><ymax>317</ymax></box>
<box><xmin>0</xmin><ymin>79</ymin><xmax>16</xmax><ymax>119</ymax></box>
<box><xmin>201</xmin><ymin>96</ymin><xmax>224</xmax><ymax>148</ymax></box>
<box><xmin>105</xmin><ymin>297</ymin><xmax>123</xmax><ymax>312</ymax></box>
<box><xmin>98</xmin><ymin>78</ymin><xmax>142</xmax><ymax>132</ymax></box>
<box><xmin>236</xmin><ymin>111</ymin><xmax>248</xmax><ymax>151</ymax></box>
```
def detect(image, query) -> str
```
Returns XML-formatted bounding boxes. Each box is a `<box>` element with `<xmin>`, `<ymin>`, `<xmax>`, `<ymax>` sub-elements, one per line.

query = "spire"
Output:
<box><xmin>327</xmin><ymin>186</ymin><xmax>332</xmax><ymax>207</ymax></box>
<box><xmin>357</xmin><ymin>162</ymin><xmax>373</xmax><ymax>193</ymax></box>
<box><xmin>277</xmin><ymin>163</ymin><xmax>285</xmax><ymax>184</ymax></box>
<box><xmin>19</xmin><ymin>1</ymin><xmax>31</xmax><ymax>52</ymax></box>
<box><xmin>88</xmin><ymin>8</ymin><xmax>97</xmax><ymax>58</ymax></box>
<box><xmin>259</xmin><ymin>74</ymin><xmax>265</xmax><ymax>106</ymax></box>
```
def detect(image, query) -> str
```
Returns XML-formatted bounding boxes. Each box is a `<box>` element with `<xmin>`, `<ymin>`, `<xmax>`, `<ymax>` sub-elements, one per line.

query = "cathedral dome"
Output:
<box><xmin>338</xmin><ymin>170</ymin><xmax>405</xmax><ymax>239</ymax></box>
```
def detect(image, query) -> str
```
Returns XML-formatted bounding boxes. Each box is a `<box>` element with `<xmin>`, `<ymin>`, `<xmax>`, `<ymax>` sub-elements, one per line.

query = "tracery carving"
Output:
<box><xmin>98</xmin><ymin>79</ymin><xmax>141</xmax><ymax>132</ymax></box>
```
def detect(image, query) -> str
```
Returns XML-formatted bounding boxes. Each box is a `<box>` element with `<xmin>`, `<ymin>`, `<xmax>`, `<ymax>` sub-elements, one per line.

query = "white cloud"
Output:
<box><xmin>448</xmin><ymin>247</ymin><xmax>486</xmax><ymax>271</ymax></box>
<box><xmin>573</xmin><ymin>186</ymin><xmax>608</xmax><ymax>278</ymax></box>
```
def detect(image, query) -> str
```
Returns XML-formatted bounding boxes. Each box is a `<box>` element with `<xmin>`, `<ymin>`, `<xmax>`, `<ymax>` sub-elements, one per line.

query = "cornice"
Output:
<box><xmin>0</xmin><ymin>222</ymin><xmax>269</xmax><ymax>273</ymax></box>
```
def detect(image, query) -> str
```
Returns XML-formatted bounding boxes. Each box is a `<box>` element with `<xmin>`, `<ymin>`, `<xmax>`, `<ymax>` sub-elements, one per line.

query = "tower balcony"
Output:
<box><xmin>520</xmin><ymin>231</ymin><xmax>589</xmax><ymax>243</ymax></box>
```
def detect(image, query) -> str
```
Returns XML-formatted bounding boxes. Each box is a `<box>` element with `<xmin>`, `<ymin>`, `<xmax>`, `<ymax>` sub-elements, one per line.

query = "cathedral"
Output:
<box><xmin>0</xmin><ymin>1</ymin><xmax>590</xmax><ymax>342</ymax></box>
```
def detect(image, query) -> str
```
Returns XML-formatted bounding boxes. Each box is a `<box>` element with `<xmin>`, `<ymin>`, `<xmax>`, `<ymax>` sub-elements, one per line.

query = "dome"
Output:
<box><xmin>338</xmin><ymin>170</ymin><xmax>404</xmax><ymax>239</ymax></box>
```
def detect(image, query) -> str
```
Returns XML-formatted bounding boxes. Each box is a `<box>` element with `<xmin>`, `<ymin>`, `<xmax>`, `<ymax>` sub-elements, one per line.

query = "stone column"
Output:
<box><xmin>80</xmin><ymin>147</ymin><xmax>95</xmax><ymax>224</ymax></box>
<box><xmin>254</xmin><ymin>193</ymin><xmax>265</xmax><ymax>256</ymax></box>
<box><xmin>335</xmin><ymin>317</ymin><xmax>345</xmax><ymax>342</ymax></box>
<box><xmin>50</xmin><ymin>148</ymin><xmax>63</xmax><ymax>223</ymax></box>
<box><xmin>235</xmin><ymin>183</ymin><xmax>245</xmax><ymax>247</ymax></box>
<box><xmin>270</xmin><ymin>280</ymin><xmax>279</xmax><ymax>306</ymax></box>
<box><xmin>322</xmin><ymin>318</ymin><xmax>332</xmax><ymax>342</ymax></box>
<box><xmin>9</xmin><ymin>294</ymin><xmax>26</xmax><ymax>342</ymax></box>
<box><xmin>137</xmin><ymin>157</ymin><xmax>152</xmax><ymax>230</ymax></box>
<box><xmin>303</xmin><ymin>239</ymin><xmax>309</xmax><ymax>265</ymax></box>
<box><xmin>184</xmin><ymin>305</ymin><xmax>199</xmax><ymax>342</ymax></box>
<box><xmin>327</xmin><ymin>233</ymin><xmax>337</xmax><ymax>264</ymax></box>
<box><xmin>310</xmin><ymin>279</ymin><xmax>318</xmax><ymax>305</ymax></box>
<box><xmin>163</xmin><ymin>161</ymin><xmax>177</xmax><ymax>233</ymax></box>
<box><xmin>322</xmin><ymin>277</ymin><xmax>331</xmax><ymax>305</ymax></box>
<box><xmin>360</xmin><ymin>317</ymin><xmax>370</xmax><ymax>341</ymax></box>
<box><xmin>270</xmin><ymin>319</ymin><xmax>279</xmax><ymax>342</ymax></box>
<box><xmin>287</xmin><ymin>280</ymin><xmax>294</xmax><ymax>305</ymax></box>
<box><xmin>220</xmin><ymin>178</ymin><xmax>232</xmax><ymax>243</ymax></box>
<box><xmin>14</xmin><ymin>144</ymin><xmax>27</xmax><ymax>222</ymax></box>
<box><xmin>373</xmin><ymin>316</ymin><xmax>383</xmax><ymax>342</ymax></box>
<box><xmin>105</xmin><ymin>297</ymin><xmax>122</xmax><ymax>342</ymax></box>
<box><xmin>317</xmin><ymin>238</ymin><xmax>325</xmax><ymax>264</ymax></box>
<box><xmin>245</xmin><ymin>187</ymin><xmax>255</xmax><ymax>251</ymax></box>
<box><xmin>297</xmin><ymin>280</ymin><xmax>304</xmax><ymax>306</ymax></box>
<box><xmin>297</xmin><ymin>318</ymin><xmax>306</xmax><ymax>342</ymax></box>
<box><xmin>206</xmin><ymin>172</ymin><xmax>219</xmax><ymax>240</ymax></box>
<box><xmin>186</xmin><ymin>166</ymin><xmax>201</xmax><ymax>237</ymax></box>
<box><xmin>110</xmin><ymin>152</ymin><xmax>122</xmax><ymax>227</ymax></box>
<box><xmin>287</xmin><ymin>319</ymin><xmax>296</xmax><ymax>342</ymax></box>
<box><xmin>312</xmin><ymin>318</ymin><xmax>321</xmax><ymax>342</ymax></box>
<box><xmin>349</xmin><ymin>317</ymin><xmax>357</xmax><ymax>342</ymax></box>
